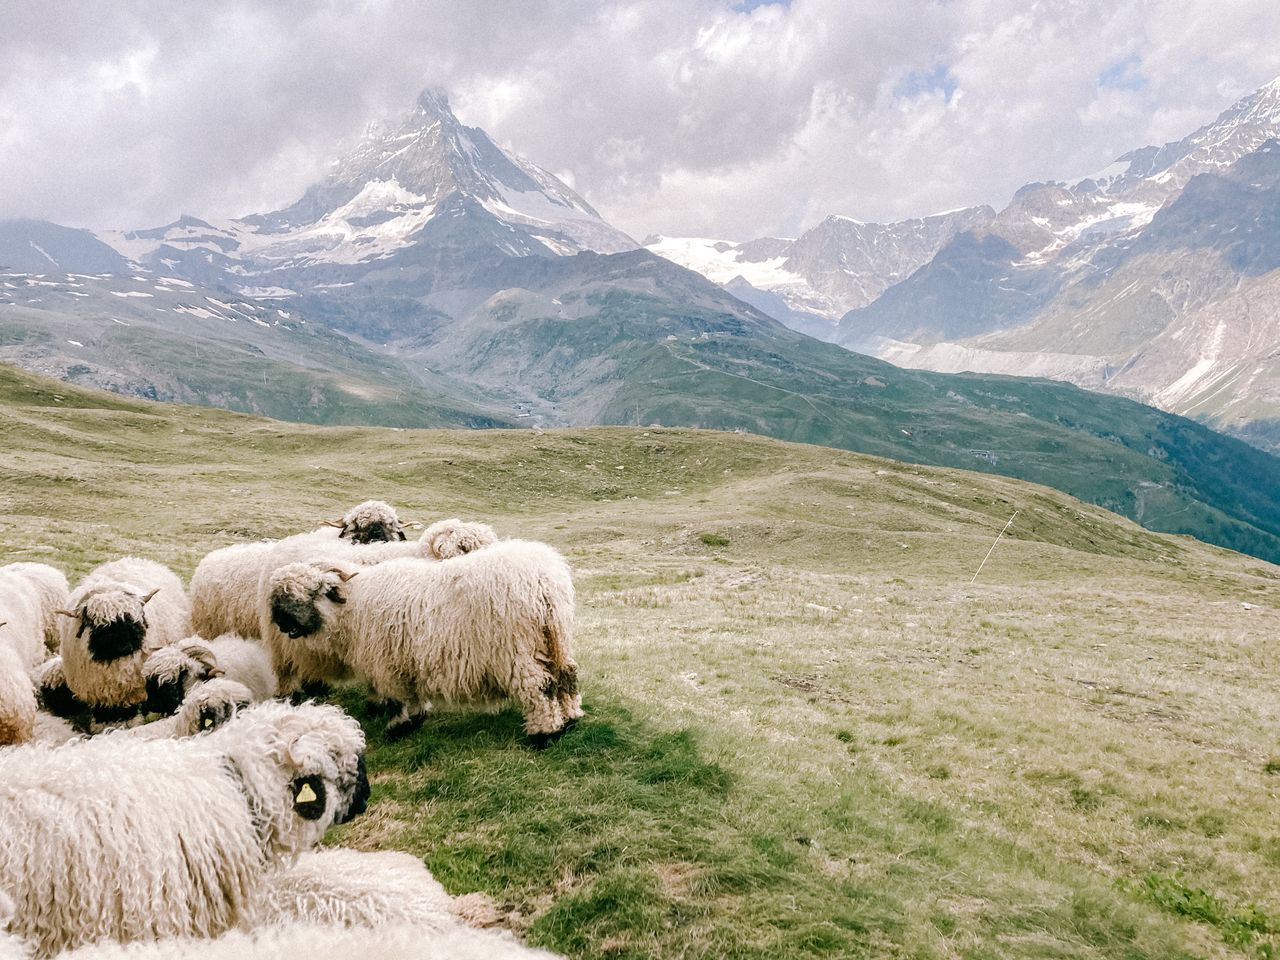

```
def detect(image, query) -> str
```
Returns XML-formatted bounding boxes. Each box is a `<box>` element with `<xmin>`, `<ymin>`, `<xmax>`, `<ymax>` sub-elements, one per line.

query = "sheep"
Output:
<box><xmin>264</xmin><ymin>540</ymin><xmax>581</xmax><ymax>744</ymax></box>
<box><xmin>124</xmin><ymin>678</ymin><xmax>255</xmax><ymax>740</ymax></box>
<box><xmin>51</xmin><ymin>924</ymin><xmax>564</xmax><ymax>960</ymax></box>
<box><xmin>325</xmin><ymin>499</ymin><xmax>407</xmax><ymax>544</ymax></box>
<box><xmin>142</xmin><ymin>634</ymin><xmax>276</xmax><ymax>717</ymax></box>
<box><xmin>52</xmin><ymin>558</ymin><xmax>191</xmax><ymax>725</ymax></box>
<box><xmin>422</xmin><ymin>518</ymin><xmax>499</xmax><ymax>560</ymax></box>
<box><xmin>0</xmin><ymin>891</ymin><xmax>29</xmax><ymax>960</ymax></box>
<box><xmin>0</xmin><ymin>700</ymin><xmax>368</xmax><ymax>958</ymax></box>
<box><xmin>0</xmin><ymin>564</ymin><xmax>69</xmax><ymax>745</ymax></box>
<box><xmin>0</xmin><ymin>563</ymin><xmax>70</xmax><ymax>654</ymax></box>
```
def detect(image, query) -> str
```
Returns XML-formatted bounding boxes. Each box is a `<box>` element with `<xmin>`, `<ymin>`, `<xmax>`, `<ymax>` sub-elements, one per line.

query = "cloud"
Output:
<box><xmin>2</xmin><ymin>0</ymin><xmax>1279</xmax><ymax>240</ymax></box>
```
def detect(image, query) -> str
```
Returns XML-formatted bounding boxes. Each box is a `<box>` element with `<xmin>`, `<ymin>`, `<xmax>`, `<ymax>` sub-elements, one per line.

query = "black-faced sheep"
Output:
<box><xmin>265</xmin><ymin>540</ymin><xmax>581</xmax><ymax>744</ymax></box>
<box><xmin>0</xmin><ymin>700</ymin><xmax>368</xmax><ymax>958</ymax></box>
<box><xmin>125</xmin><ymin>677</ymin><xmax>256</xmax><ymax>740</ymax></box>
<box><xmin>326</xmin><ymin>499</ymin><xmax>407</xmax><ymax>544</ymax></box>
<box><xmin>49</xmin><ymin>558</ymin><xmax>190</xmax><ymax>726</ymax></box>
<box><xmin>142</xmin><ymin>634</ymin><xmax>276</xmax><ymax>718</ymax></box>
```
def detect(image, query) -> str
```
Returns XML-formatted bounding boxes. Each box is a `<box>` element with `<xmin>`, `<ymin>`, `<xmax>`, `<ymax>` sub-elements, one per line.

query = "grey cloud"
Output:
<box><xmin>2</xmin><ymin>0</ymin><xmax>1279</xmax><ymax>241</ymax></box>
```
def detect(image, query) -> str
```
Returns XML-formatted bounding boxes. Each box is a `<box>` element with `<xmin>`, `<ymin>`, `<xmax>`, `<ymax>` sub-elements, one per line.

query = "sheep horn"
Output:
<box><xmin>54</xmin><ymin>608</ymin><xmax>79</xmax><ymax>618</ymax></box>
<box><xmin>0</xmin><ymin>621</ymin><xmax>6</xmax><ymax>628</ymax></box>
<box><xmin>320</xmin><ymin>519</ymin><xmax>345</xmax><ymax>528</ymax></box>
<box><xmin>140</xmin><ymin>588</ymin><xmax>161</xmax><ymax>604</ymax></box>
<box><xmin>324</xmin><ymin>567</ymin><xmax>360</xmax><ymax>582</ymax></box>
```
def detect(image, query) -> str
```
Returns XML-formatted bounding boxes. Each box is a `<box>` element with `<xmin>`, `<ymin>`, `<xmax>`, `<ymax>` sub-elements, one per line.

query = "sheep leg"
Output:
<box><xmin>385</xmin><ymin>700</ymin><xmax>429</xmax><ymax>740</ymax></box>
<box><xmin>557</xmin><ymin>661</ymin><xmax>584</xmax><ymax>724</ymax></box>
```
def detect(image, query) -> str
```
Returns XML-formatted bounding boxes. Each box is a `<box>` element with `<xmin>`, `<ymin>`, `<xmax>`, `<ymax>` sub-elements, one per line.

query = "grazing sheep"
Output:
<box><xmin>52</xmin><ymin>924</ymin><xmax>564</xmax><ymax>960</ymax></box>
<box><xmin>0</xmin><ymin>564</ymin><xmax>69</xmax><ymax>745</ymax></box>
<box><xmin>142</xmin><ymin>634</ymin><xmax>276</xmax><ymax>717</ymax></box>
<box><xmin>265</xmin><ymin>540</ymin><xmax>581</xmax><ymax>743</ymax></box>
<box><xmin>326</xmin><ymin>499</ymin><xmax>407</xmax><ymax>544</ymax></box>
<box><xmin>54</xmin><ymin>558</ymin><xmax>191</xmax><ymax>724</ymax></box>
<box><xmin>422</xmin><ymin>518</ymin><xmax>499</xmax><ymax>560</ymax></box>
<box><xmin>0</xmin><ymin>700</ymin><xmax>368</xmax><ymax>958</ymax></box>
<box><xmin>1</xmin><ymin>563</ymin><xmax>69</xmax><ymax>654</ymax></box>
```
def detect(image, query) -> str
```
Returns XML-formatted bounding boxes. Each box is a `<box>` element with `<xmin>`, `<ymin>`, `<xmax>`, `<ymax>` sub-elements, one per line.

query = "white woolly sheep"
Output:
<box><xmin>124</xmin><ymin>678</ymin><xmax>256</xmax><ymax>740</ymax></box>
<box><xmin>265</xmin><ymin>540</ymin><xmax>581</xmax><ymax>744</ymax></box>
<box><xmin>1</xmin><ymin>563</ymin><xmax>69</xmax><ymax>654</ymax></box>
<box><xmin>0</xmin><ymin>564</ymin><xmax>69</xmax><ymax>745</ymax></box>
<box><xmin>422</xmin><ymin>518</ymin><xmax>499</xmax><ymax>560</ymax></box>
<box><xmin>142</xmin><ymin>634</ymin><xmax>276</xmax><ymax>717</ymax></box>
<box><xmin>52</xmin><ymin>923</ymin><xmax>564</xmax><ymax>960</ymax></box>
<box><xmin>324</xmin><ymin>499</ymin><xmax>407</xmax><ymax>544</ymax></box>
<box><xmin>0</xmin><ymin>700</ymin><xmax>368</xmax><ymax>958</ymax></box>
<box><xmin>29</xmin><ymin>710</ymin><xmax>78</xmax><ymax>747</ymax></box>
<box><xmin>51</xmin><ymin>558</ymin><xmax>191</xmax><ymax>726</ymax></box>
<box><xmin>188</xmin><ymin>541</ymin><xmax>277</xmax><ymax>640</ymax></box>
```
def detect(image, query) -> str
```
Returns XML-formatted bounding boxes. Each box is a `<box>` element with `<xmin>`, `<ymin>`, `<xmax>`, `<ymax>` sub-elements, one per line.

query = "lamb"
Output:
<box><xmin>0</xmin><ymin>563</ymin><xmax>70</xmax><ymax>745</ymax></box>
<box><xmin>50</xmin><ymin>558</ymin><xmax>190</xmax><ymax>726</ymax></box>
<box><xmin>142</xmin><ymin>634</ymin><xmax>276</xmax><ymax>717</ymax></box>
<box><xmin>0</xmin><ymin>700</ymin><xmax>368</xmax><ymax>958</ymax></box>
<box><xmin>264</xmin><ymin>540</ymin><xmax>581</xmax><ymax>744</ymax></box>
<box><xmin>0</xmin><ymin>563</ymin><xmax>70</xmax><ymax>654</ymax></box>
<box><xmin>51</xmin><ymin>924</ymin><xmax>564</xmax><ymax>960</ymax></box>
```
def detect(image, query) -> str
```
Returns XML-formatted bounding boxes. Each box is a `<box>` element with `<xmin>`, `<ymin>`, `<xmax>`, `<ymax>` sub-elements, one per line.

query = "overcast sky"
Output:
<box><xmin>3</xmin><ymin>0</ymin><xmax>1280</xmax><ymax>241</ymax></box>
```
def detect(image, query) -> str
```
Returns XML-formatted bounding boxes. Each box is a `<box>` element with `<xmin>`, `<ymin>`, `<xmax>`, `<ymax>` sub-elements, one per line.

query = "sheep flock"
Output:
<box><xmin>0</xmin><ymin>500</ymin><xmax>577</xmax><ymax>959</ymax></box>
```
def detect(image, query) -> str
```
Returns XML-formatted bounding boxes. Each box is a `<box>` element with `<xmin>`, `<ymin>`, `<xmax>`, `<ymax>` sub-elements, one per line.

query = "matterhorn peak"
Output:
<box><xmin>414</xmin><ymin>87</ymin><xmax>453</xmax><ymax>118</ymax></box>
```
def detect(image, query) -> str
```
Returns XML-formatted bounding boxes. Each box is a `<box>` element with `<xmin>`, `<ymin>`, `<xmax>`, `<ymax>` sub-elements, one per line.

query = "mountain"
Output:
<box><xmin>645</xmin><ymin>205</ymin><xmax>994</xmax><ymax>335</ymax></box>
<box><xmin>6</xmin><ymin>88</ymin><xmax>1280</xmax><ymax>564</ymax></box>
<box><xmin>833</xmin><ymin>77</ymin><xmax>1280</xmax><ymax>449</ymax></box>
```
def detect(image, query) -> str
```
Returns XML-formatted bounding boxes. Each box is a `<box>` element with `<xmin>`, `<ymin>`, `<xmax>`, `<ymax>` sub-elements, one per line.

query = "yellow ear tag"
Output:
<box><xmin>203</xmin><ymin>717</ymin><xmax>215</xmax><ymax>729</ymax></box>
<box><xmin>296</xmin><ymin>783</ymin><xmax>318</xmax><ymax>804</ymax></box>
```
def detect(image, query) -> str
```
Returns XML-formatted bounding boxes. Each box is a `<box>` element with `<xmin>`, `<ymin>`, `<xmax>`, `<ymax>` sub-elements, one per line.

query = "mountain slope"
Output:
<box><xmin>834</xmin><ymin>79</ymin><xmax>1280</xmax><ymax>447</ymax></box>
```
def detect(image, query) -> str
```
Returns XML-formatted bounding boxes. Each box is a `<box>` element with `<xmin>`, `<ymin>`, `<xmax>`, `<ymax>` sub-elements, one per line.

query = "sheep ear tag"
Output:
<box><xmin>291</xmin><ymin>775</ymin><xmax>327</xmax><ymax>820</ymax></box>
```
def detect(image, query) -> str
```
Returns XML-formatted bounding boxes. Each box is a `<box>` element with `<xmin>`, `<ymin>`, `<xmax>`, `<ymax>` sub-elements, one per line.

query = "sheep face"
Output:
<box><xmin>182</xmin><ymin>678</ymin><xmax>253</xmax><ymax>734</ymax></box>
<box><xmin>337</xmin><ymin>499</ymin><xmax>405</xmax><ymax>544</ymax></box>
<box><xmin>143</xmin><ymin>642</ymin><xmax>215</xmax><ymax>716</ymax></box>
<box><xmin>70</xmin><ymin>588</ymin><xmax>157</xmax><ymax>663</ymax></box>
<box><xmin>267</xmin><ymin>564</ymin><xmax>350</xmax><ymax>643</ymax></box>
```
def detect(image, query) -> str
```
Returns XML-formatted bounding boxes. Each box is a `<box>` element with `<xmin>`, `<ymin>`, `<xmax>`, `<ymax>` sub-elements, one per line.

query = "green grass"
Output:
<box><xmin>6</xmin><ymin>363</ymin><xmax>1280</xmax><ymax>958</ymax></box>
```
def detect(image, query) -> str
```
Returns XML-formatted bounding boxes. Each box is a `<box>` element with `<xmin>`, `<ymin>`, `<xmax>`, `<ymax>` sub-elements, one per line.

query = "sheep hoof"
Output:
<box><xmin>527</xmin><ymin>727</ymin><xmax>568</xmax><ymax>750</ymax></box>
<box><xmin>385</xmin><ymin>714</ymin><xmax>424</xmax><ymax>740</ymax></box>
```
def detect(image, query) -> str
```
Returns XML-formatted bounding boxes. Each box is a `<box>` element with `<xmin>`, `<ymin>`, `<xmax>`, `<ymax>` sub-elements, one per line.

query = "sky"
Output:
<box><xmin>3</xmin><ymin>0</ymin><xmax>1280</xmax><ymax>242</ymax></box>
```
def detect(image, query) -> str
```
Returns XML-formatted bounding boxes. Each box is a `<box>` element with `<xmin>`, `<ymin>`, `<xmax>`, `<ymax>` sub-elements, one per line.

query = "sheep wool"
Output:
<box><xmin>189</xmin><ymin>542</ymin><xmax>276</xmax><ymax>640</ymax></box>
<box><xmin>143</xmin><ymin>634</ymin><xmax>276</xmax><ymax>717</ymax></box>
<box><xmin>0</xmin><ymin>700</ymin><xmax>368</xmax><ymax>958</ymax></box>
<box><xmin>332</xmin><ymin>499</ymin><xmax>406</xmax><ymax>544</ymax></box>
<box><xmin>422</xmin><ymin>518</ymin><xmax>499</xmax><ymax>560</ymax></box>
<box><xmin>0</xmin><ymin>564</ymin><xmax>69</xmax><ymax>745</ymax></box>
<box><xmin>0</xmin><ymin>563</ymin><xmax>69</xmax><ymax>654</ymax></box>
<box><xmin>58</xmin><ymin>558</ymin><xmax>191</xmax><ymax>715</ymax></box>
<box><xmin>52</xmin><ymin>923</ymin><xmax>565</xmax><ymax>960</ymax></box>
<box><xmin>266</xmin><ymin>539</ymin><xmax>581</xmax><ymax>740</ymax></box>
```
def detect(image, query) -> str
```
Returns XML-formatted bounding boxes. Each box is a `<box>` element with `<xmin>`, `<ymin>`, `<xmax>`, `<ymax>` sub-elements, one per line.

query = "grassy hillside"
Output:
<box><xmin>418</xmin><ymin>260</ymin><xmax>1280</xmax><ymax>567</ymax></box>
<box><xmin>4</xmin><ymin>365</ymin><xmax>1280</xmax><ymax>958</ymax></box>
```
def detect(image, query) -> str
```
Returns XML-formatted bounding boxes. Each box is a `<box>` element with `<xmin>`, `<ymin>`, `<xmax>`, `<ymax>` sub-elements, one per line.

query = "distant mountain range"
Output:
<box><xmin>648</xmin><ymin>77</ymin><xmax>1280</xmax><ymax>452</ymax></box>
<box><xmin>4</xmin><ymin>86</ymin><xmax>1280</xmax><ymax>565</ymax></box>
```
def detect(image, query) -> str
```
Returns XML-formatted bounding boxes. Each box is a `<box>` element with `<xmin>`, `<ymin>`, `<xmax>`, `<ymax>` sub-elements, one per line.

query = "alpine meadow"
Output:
<box><xmin>5</xmin><ymin>6</ymin><xmax>1280</xmax><ymax>960</ymax></box>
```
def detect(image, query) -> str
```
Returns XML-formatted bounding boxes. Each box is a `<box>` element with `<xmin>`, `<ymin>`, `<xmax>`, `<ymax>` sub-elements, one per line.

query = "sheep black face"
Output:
<box><xmin>341</xmin><ymin>520</ymin><xmax>405</xmax><ymax>544</ymax></box>
<box><xmin>268</xmin><ymin>564</ymin><xmax>355</xmax><ymax>641</ymax></box>
<box><xmin>145</xmin><ymin>668</ymin><xmax>188</xmax><ymax>716</ymax></box>
<box><xmin>270</xmin><ymin>592</ymin><xmax>327</xmax><ymax>640</ymax></box>
<box><xmin>85</xmin><ymin>612</ymin><xmax>147</xmax><ymax>663</ymax></box>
